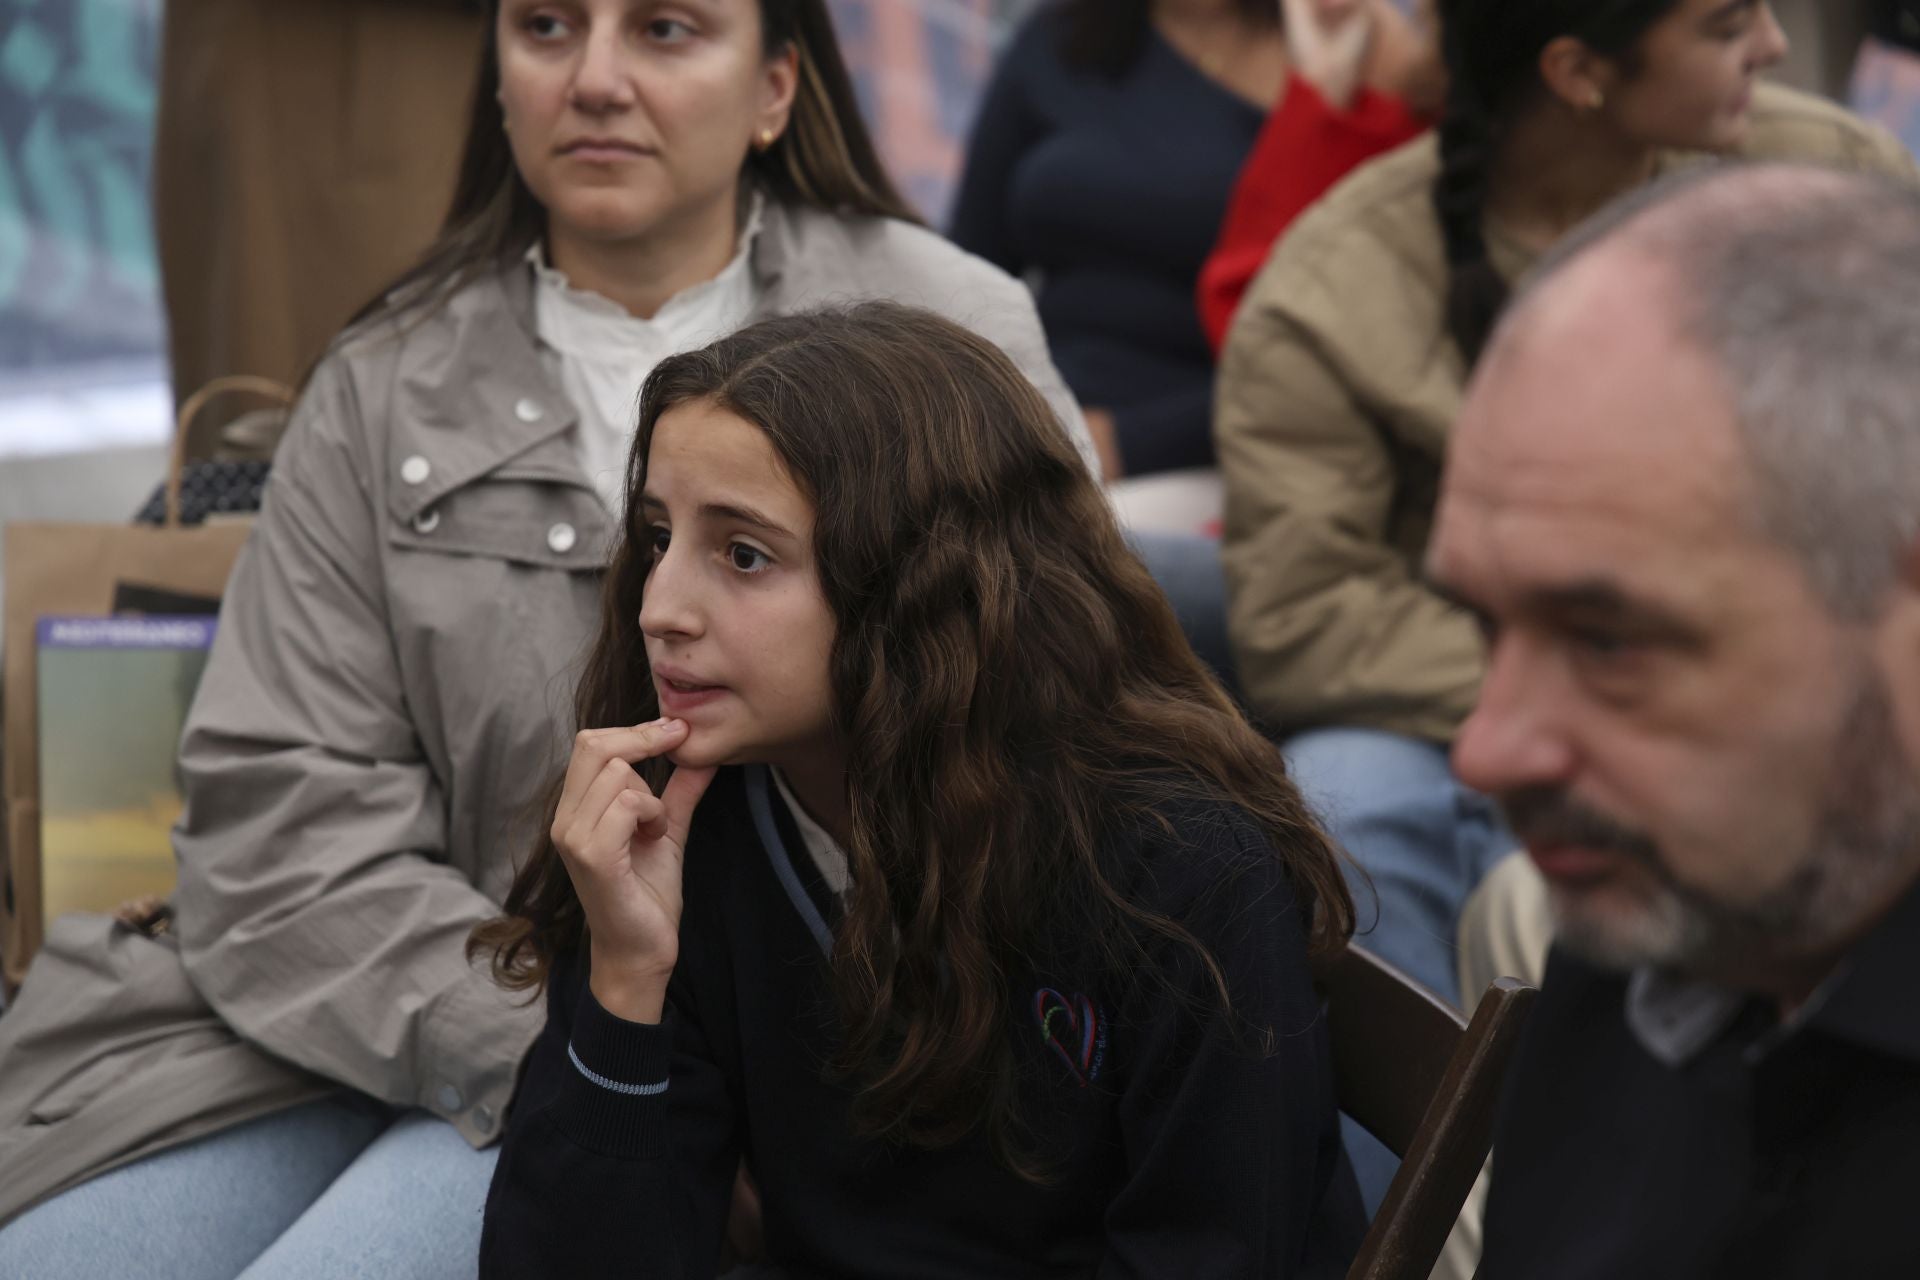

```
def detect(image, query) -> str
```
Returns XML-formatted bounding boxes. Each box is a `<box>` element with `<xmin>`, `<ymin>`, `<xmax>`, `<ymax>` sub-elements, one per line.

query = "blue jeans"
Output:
<box><xmin>1283</xmin><ymin>726</ymin><xmax>1513</xmax><ymax>1214</ymax></box>
<box><xmin>0</xmin><ymin>1095</ymin><xmax>498</xmax><ymax>1278</ymax></box>
<box><xmin>1129</xmin><ymin>530</ymin><xmax>1235</xmax><ymax>693</ymax></box>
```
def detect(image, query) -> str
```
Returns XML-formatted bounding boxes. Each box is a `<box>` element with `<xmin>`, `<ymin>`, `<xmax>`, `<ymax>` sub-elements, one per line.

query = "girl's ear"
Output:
<box><xmin>756</xmin><ymin>42</ymin><xmax>800</xmax><ymax>147</ymax></box>
<box><xmin>1537</xmin><ymin>35</ymin><xmax>1615</xmax><ymax>116</ymax></box>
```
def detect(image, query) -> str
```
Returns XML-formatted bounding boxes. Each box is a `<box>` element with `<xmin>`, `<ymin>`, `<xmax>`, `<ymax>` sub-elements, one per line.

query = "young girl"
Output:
<box><xmin>477</xmin><ymin>302</ymin><xmax>1365</xmax><ymax>1278</ymax></box>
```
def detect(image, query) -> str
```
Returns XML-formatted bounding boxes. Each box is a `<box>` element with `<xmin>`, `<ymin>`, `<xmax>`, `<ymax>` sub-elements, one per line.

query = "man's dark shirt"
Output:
<box><xmin>1479</xmin><ymin>879</ymin><xmax>1920</xmax><ymax>1279</ymax></box>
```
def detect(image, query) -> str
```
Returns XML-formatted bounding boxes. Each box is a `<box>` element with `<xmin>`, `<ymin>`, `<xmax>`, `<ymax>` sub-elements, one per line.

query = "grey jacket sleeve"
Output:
<box><xmin>171</xmin><ymin>353</ymin><xmax>542</xmax><ymax>1147</ymax></box>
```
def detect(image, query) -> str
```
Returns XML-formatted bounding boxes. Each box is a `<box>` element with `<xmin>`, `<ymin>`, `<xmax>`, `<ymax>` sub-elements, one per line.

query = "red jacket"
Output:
<box><xmin>1197</xmin><ymin>78</ymin><xmax>1427</xmax><ymax>353</ymax></box>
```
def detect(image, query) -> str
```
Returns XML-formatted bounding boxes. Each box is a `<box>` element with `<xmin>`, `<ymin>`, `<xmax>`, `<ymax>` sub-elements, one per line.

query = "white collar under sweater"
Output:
<box><xmin>528</xmin><ymin>191</ymin><xmax>766</xmax><ymax>514</ymax></box>
<box><xmin>771</xmin><ymin>767</ymin><xmax>851</xmax><ymax>900</ymax></box>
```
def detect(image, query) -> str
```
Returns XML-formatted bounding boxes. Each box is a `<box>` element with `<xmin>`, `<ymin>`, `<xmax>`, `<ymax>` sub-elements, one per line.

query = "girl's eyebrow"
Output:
<box><xmin>637</xmin><ymin>492</ymin><xmax>794</xmax><ymax>539</ymax></box>
<box><xmin>701</xmin><ymin>501</ymin><xmax>793</xmax><ymax>539</ymax></box>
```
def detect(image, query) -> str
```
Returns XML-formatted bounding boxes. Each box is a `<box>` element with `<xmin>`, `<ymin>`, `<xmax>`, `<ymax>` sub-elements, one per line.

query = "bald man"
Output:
<box><xmin>1430</xmin><ymin>163</ymin><xmax>1920</xmax><ymax>1278</ymax></box>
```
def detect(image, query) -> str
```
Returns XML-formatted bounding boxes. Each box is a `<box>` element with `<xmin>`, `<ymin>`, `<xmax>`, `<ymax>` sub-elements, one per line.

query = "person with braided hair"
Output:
<box><xmin>1216</xmin><ymin>0</ymin><xmax>1913</xmax><ymax>1084</ymax></box>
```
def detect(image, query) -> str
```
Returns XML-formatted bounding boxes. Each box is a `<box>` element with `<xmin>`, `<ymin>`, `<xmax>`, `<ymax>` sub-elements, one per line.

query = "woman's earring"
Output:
<box><xmin>756</xmin><ymin>128</ymin><xmax>778</xmax><ymax>152</ymax></box>
<box><xmin>1588</xmin><ymin>89</ymin><xmax>1606</xmax><ymax>112</ymax></box>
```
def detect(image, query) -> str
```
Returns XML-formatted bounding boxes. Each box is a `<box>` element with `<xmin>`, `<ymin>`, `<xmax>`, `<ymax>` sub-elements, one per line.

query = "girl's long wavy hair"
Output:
<box><xmin>360</xmin><ymin>0</ymin><xmax>917</xmax><ymax>328</ymax></box>
<box><xmin>1432</xmin><ymin>0</ymin><xmax>1680</xmax><ymax>365</ymax></box>
<box><xmin>473</xmin><ymin>302</ymin><xmax>1353</xmax><ymax>1174</ymax></box>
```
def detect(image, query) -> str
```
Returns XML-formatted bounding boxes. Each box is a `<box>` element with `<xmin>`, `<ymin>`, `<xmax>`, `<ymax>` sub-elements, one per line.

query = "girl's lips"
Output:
<box><xmin>655</xmin><ymin>676</ymin><xmax>727</xmax><ymax>715</ymax></box>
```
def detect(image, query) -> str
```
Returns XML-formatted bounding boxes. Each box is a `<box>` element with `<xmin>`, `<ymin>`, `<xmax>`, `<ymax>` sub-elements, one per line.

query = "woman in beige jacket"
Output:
<box><xmin>0</xmin><ymin>1</ymin><xmax>1087</xmax><ymax>1275</ymax></box>
<box><xmin>1215</xmin><ymin>0</ymin><xmax>1914</xmax><ymax>1227</ymax></box>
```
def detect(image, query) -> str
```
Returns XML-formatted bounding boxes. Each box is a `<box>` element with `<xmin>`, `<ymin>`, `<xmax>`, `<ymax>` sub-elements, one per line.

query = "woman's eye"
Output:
<box><xmin>525</xmin><ymin>11</ymin><xmax>571</xmax><ymax>40</ymax></box>
<box><xmin>648</xmin><ymin>526</ymin><xmax>671</xmax><ymax>555</ymax></box>
<box><xmin>727</xmin><ymin>542</ymin><xmax>770</xmax><ymax>573</ymax></box>
<box><xmin>646</xmin><ymin>17</ymin><xmax>693</xmax><ymax>42</ymax></box>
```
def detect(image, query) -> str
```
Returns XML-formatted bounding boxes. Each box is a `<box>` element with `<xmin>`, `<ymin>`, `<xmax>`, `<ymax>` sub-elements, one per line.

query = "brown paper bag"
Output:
<box><xmin>2</xmin><ymin>377</ymin><xmax>293</xmax><ymax>993</ymax></box>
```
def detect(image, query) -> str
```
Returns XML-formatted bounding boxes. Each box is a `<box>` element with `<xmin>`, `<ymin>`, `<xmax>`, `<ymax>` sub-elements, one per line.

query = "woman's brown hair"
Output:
<box><xmin>473</xmin><ymin>302</ymin><xmax>1353</xmax><ymax>1174</ymax></box>
<box><xmin>363</xmin><ymin>0</ymin><xmax>918</xmax><ymax>326</ymax></box>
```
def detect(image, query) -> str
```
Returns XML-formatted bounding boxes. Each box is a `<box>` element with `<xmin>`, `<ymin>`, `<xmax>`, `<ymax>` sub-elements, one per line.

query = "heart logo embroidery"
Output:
<box><xmin>1033</xmin><ymin>987</ymin><xmax>1105</xmax><ymax>1087</ymax></box>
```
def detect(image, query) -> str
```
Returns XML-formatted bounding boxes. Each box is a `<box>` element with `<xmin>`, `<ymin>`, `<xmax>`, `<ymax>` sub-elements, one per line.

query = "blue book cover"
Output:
<box><xmin>35</xmin><ymin>615</ymin><xmax>217</xmax><ymax>924</ymax></box>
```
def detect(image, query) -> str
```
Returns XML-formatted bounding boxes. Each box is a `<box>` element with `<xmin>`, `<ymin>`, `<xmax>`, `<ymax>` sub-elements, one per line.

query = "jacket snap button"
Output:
<box><xmin>400</xmin><ymin>455</ymin><xmax>431</xmax><ymax>486</ymax></box>
<box><xmin>411</xmin><ymin>508</ymin><xmax>440</xmax><ymax>535</ymax></box>
<box><xmin>436</xmin><ymin>1082</ymin><xmax>463</xmax><ymax>1111</ymax></box>
<box><xmin>514</xmin><ymin>398</ymin><xmax>544</xmax><ymax>424</ymax></box>
<box><xmin>547</xmin><ymin>522</ymin><xmax>577</xmax><ymax>554</ymax></box>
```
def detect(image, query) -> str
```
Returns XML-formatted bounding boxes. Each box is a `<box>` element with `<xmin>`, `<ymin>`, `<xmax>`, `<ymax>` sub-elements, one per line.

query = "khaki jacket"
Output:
<box><xmin>0</xmin><ymin>200</ymin><xmax>1087</xmax><ymax>1225</ymax></box>
<box><xmin>1216</xmin><ymin>83</ymin><xmax>1917</xmax><ymax>744</ymax></box>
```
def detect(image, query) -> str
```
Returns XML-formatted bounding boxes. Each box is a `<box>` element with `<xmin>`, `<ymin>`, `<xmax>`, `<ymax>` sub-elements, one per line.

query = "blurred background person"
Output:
<box><xmin>948</xmin><ymin>0</ymin><xmax>1433</xmax><ymax>680</ymax></box>
<box><xmin>951</xmin><ymin>0</ymin><xmax>1284</xmax><ymax>488</ymax></box>
<box><xmin>1199</xmin><ymin>0</ymin><xmax>1442</xmax><ymax>350</ymax></box>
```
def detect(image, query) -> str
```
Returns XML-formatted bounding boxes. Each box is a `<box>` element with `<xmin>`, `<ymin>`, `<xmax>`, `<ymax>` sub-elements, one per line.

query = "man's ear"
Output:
<box><xmin>1872</xmin><ymin>538</ymin><xmax>1920</xmax><ymax>764</ymax></box>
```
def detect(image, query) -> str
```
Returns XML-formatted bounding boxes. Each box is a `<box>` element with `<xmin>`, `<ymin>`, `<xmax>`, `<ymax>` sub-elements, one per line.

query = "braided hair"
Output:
<box><xmin>1432</xmin><ymin>0</ymin><xmax>1682</xmax><ymax>366</ymax></box>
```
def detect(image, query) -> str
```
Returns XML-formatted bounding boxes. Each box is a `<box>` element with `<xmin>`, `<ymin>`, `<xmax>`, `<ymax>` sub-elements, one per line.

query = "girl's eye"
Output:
<box><xmin>727</xmin><ymin>542</ymin><xmax>770</xmax><ymax>574</ymax></box>
<box><xmin>648</xmin><ymin>526</ymin><xmax>671</xmax><ymax>555</ymax></box>
<box><xmin>646</xmin><ymin>17</ymin><xmax>693</xmax><ymax>42</ymax></box>
<box><xmin>525</xmin><ymin>11</ymin><xmax>572</xmax><ymax>40</ymax></box>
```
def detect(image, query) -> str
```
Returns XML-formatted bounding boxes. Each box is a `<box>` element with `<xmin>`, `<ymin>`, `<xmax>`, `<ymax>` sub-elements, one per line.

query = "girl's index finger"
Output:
<box><xmin>558</xmin><ymin>719</ymin><xmax>691</xmax><ymax>817</ymax></box>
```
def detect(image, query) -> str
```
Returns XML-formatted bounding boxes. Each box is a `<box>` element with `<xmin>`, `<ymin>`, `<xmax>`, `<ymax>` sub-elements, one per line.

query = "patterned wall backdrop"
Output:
<box><xmin>0</xmin><ymin>0</ymin><xmax>163</xmax><ymax>374</ymax></box>
<box><xmin>830</xmin><ymin>0</ymin><xmax>1036</xmax><ymax>220</ymax></box>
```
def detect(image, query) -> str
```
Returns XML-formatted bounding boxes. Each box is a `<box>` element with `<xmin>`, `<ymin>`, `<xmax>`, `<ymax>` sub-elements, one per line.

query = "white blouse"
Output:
<box><xmin>529</xmin><ymin>192</ymin><xmax>767</xmax><ymax>514</ymax></box>
<box><xmin>773</xmin><ymin>767</ymin><xmax>852</xmax><ymax>900</ymax></box>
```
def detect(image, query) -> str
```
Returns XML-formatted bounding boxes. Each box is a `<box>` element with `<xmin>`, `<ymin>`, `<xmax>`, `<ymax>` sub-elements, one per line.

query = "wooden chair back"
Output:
<box><xmin>1319</xmin><ymin>945</ymin><xmax>1538</xmax><ymax>1280</ymax></box>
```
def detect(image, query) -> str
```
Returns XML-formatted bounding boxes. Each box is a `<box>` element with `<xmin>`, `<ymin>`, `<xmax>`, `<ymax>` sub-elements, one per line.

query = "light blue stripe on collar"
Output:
<box><xmin>746</xmin><ymin>763</ymin><xmax>834</xmax><ymax>958</ymax></box>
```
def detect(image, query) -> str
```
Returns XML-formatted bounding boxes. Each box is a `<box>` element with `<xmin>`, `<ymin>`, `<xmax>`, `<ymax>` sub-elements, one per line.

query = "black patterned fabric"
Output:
<box><xmin>134</xmin><ymin>461</ymin><xmax>272</xmax><ymax>526</ymax></box>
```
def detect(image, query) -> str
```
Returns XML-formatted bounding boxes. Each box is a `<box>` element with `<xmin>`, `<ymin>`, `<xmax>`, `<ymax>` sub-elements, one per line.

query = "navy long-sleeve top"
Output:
<box><xmin>481</xmin><ymin>765</ymin><xmax>1364</xmax><ymax>1278</ymax></box>
<box><xmin>950</xmin><ymin>5</ymin><xmax>1267</xmax><ymax>476</ymax></box>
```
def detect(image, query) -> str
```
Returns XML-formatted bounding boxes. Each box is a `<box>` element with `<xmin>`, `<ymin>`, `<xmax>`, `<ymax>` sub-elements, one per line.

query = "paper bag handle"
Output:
<box><xmin>168</xmin><ymin>376</ymin><xmax>297</xmax><ymax>528</ymax></box>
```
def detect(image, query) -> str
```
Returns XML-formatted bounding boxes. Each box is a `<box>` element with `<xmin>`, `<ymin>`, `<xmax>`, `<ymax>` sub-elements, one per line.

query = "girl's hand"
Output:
<box><xmin>550</xmin><ymin>718</ymin><xmax>717</xmax><ymax>1022</ymax></box>
<box><xmin>1281</xmin><ymin>0</ymin><xmax>1375</xmax><ymax>110</ymax></box>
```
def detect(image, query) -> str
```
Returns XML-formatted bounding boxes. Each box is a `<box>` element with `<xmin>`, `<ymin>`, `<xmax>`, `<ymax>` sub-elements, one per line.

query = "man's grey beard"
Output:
<box><xmin>1499</xmin><ymin>668</ymin><xmax>1920</xmax><ymax>976</ymax></box>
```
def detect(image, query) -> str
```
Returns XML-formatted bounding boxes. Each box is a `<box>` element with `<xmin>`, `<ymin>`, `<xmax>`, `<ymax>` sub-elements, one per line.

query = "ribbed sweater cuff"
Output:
<box><xmin>553</xmin><ymin>987</ymin><xmax>674</xmax><ymax>1160</ymax></box>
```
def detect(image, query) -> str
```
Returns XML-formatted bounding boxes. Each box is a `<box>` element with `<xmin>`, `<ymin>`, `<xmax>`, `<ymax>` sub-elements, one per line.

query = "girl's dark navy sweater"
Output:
<box><xmin>480</xmin><ymin>766</ymin><xmax>1363</xmax><ymax>1278</ymax></box>
<box><xmin>949</xmin><ymin>5</ymin><xmax>1267</xmax><ymax>476</ymax></box>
